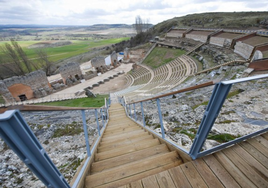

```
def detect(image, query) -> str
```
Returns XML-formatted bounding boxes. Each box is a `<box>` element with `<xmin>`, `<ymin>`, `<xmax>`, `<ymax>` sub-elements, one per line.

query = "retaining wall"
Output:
<box><xmin>234</xmin><ymin>41</ymin><xmax>254</xmax><ymax>59</ymax></box>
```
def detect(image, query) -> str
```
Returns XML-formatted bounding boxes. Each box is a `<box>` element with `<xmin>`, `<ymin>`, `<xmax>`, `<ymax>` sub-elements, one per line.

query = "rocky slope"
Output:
<box><xmin>134</xmin><ymin>65</ymin><xmax>268</xmax><ymax>151</ymax></box>
<box><xmin>0</xmin><ymin>110</ymin><xmax>101</xmax><ymax>187</ymax></box>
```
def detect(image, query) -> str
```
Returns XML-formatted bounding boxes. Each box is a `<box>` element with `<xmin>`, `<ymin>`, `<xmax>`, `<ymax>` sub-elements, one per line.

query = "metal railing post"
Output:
<box><xmin>140</xmin><ymin>101</ymin><xmax>146</xmax><ymax>127</ymax></box>
<box><xmin>189</xmin><ymin>83</ymin><xmax>232</xmax><ymax>159</ymax></box>
<box><xmin>81</xmin><ymin>110</ymin><xmax>91</xmax><ymax>157</ymax></box>
<box><xmin>95</xmin><ymin>109</ymin><xmax>101</xmax><ymax>136</ymax></box>
<box><xmin>129</xmin><ymin>104</ymin><xmax>132</xmax><ymax>118</ymax></box>
<box><xmin>134</xmin><ymin>103</ymin><xmax>137</xmax><ymax>121</ymax></box>
<box><xmin>156</xmin><ymin>98</ymin><xmax>165</xmax><ymax>139</ymax></box>
<box><xmin>0</xmin><ymin>110</ymin><xmax>71</xmax><ymax>188</ymax></box>
<box><xmin>101</xmin><ymin>108</ymin><xmax>104</xmax><ymax>127</ymax></box>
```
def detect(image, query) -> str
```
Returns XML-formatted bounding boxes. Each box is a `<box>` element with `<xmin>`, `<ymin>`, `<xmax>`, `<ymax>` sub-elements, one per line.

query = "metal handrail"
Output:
<box><xmin>127</xmin><ymin>80</ymin><xmax>216</xmax><ymax>104</ymax></box>
<box><xmin>122</xmin><ymin>73</ymin><xmax>268</xmax><ymax>159</ymax></box>
<box><xmin>0</xmin><ymin>98</ymin><xmax>110</xmax><ymax>188</ymax></box>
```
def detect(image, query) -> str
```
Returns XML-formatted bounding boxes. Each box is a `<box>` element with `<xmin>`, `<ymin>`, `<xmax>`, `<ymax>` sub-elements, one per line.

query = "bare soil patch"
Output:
<box><xmin>91</xmin><ymin>75</ymin><xmax>128</xmax><ymax>94</ymax></box>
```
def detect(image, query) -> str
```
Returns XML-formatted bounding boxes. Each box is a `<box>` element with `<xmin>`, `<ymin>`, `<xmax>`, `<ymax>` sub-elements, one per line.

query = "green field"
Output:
<box><xmin>0</xmin><ymin>37</ymin><xmax>129</xmax><ymax>64</ymax></box>
<box><xmin>35</xmin><ymin>95</ymin><xmax>109</xmax><ymax>107</ymax></box>
<box><xmin>143</xmin><ymin>47</ymin><xmax>186</xmax><ymax>69</ymax></box>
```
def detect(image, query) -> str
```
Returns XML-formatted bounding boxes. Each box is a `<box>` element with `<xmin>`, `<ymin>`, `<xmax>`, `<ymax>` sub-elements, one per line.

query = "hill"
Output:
<box><xmin>152</xmin><ymin>12</ymin><xmax>268</xmax><ymax>36</ymax></box>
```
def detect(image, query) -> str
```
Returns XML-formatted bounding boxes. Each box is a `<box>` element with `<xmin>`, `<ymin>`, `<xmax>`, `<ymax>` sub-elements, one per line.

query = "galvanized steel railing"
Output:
<box><xmin>120</xmin><ymin>74</ymin><xmax>268</xmax><ymax>159</ymax></box>
<box><xmin>0</xmin><ymin>98</ymin><xmax>110</xmax><ymax>188</ymax></box>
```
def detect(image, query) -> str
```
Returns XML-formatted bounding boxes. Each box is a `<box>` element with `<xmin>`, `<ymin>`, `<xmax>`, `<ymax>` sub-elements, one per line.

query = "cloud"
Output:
<box><xmin>0</xmin><ymin>0</ymin><xmax>267</xmax><ymax>25</ymax></box>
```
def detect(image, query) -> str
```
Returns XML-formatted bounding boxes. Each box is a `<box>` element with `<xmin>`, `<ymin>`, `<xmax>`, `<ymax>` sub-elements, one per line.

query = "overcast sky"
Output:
<box><xmin>0</xmin><ymin>0</ymin><xmax>267</xmax><ymax>26</ymax></box>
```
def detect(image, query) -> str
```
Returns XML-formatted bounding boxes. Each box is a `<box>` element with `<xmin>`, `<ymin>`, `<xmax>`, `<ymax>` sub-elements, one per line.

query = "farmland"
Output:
<box><xmin>0</xmin><ymin>37</ymin><xmax>129</xmax><ymax>64</ymax></box>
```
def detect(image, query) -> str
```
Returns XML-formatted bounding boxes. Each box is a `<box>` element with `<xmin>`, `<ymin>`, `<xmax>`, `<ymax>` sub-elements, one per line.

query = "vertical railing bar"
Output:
<box><xmin>134</xmin><ymin>103</ymin><xmax>137</xmax><ymax>121</ymax></box>
<box><xmin>95</xmin><ymin>109</ymin><xmax>101</xmax><ymax>136</ymax></box>
<box><xmin>156</xmin><ymin>98</ymin><xmax>165</xmax><ymax>139</ymax></box>
<box><xmin>81</xmin><ymin>110</ymin><xmax>91</xmax><ymax>157</ymax></box>
<box><xmin>101</xmin><ymin>108</ymin><xmax>104</xmax><ymax>127</ymax></box>
<box><xmin>129</xmin><ymin>104</ymin><xmax>132</xmax><ymax>118</ymax></box>
<box><xmin>140</xmin><ymin>101</ymin><xmax>145</xmax><ymax>127</ymax></box>
<box><xmin>189</xmin><ymin>83</ymin><xmax>232</xmax><ymax>159</ymax></box>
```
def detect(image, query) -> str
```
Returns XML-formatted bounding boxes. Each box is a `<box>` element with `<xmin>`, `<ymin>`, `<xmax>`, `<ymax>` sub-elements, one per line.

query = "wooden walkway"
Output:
<box><xmin>124</xmin><ymin>132</ymin><xmax>268</xmax><ymax>188</ymax></box>
<box><xmin>84</xmin><ymin>103</ymin><xmax>268</xmax><ymax>188</ymax></box>
<box><xmin>84</xmin><ymin>103</ymin><xmax>183</xmax><ymax>188</ymax></box>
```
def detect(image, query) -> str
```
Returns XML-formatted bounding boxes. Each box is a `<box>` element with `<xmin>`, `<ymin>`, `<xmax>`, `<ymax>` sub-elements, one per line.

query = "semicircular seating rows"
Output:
<box><xmin>114</xmin><ymin>55</ymin><xmax>197</xmax><ymax>101</ymax></box>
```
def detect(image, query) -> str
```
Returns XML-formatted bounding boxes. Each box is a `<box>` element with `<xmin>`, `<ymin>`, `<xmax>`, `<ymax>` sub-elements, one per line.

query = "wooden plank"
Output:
<box><xmin>98</xmin><ymin>134</ymin><xmax>154</xmax><ymax>151</ymax></box>
<box><xmin>214</xmin><ymin>151</ymin><xmax>256</xmax><ymax>188</ymax></box>
<box><xmin>256</xmin><ymin>136</ymin><xmax>268</xmax><ymax>149</ymax></box>
<box><xmin>95</xmin><ymin>139</ymin><xmax>160</xmax><ymax>161</ymax></box>
<box><xmin>92</xmin><ymin>144</ymin><xmax>169</xmax><ymax>173</ymax></box>
<box><xmin>100</xmin><ymin>132</ymin><xmax>149</xmax><ymax>146</ymax></box>
<box><xmin>232</xmin><ymin>144</ymin><xmax>268</xmax><ymax>181</ymax></box>
<box><xmin>130</xmin><ymin>180</ymin><xmax>144</xmax><ymax>188</ymax></box>
<box><xmin>192</xmin><ymin>158</ymin><xmax>224</xmax><ymax>188</ymax></box>
<box><xmin>261</xmin><ymin>132</ymin><xmax>268</xmax><ymax>140</ymax></box>
<box><xmin>105</xmin><ymin>123</ymin><xmax>138</xmax><ymax>131</ymax></box>
<box><xmin>101</xmin><ymin>129</ymin><xmax>146</xmax><ymax>142</ymax></box>
<box><xmin>247</xmin><ymin>137</ymin><xmax>268</xmax><ymax>158</ymax></box>
<box><xmin>203</xmin><ymin>154</ymin><xmax>240</xmax><ymax>188</ymax></box>
<box><xmin>141</xmin><ymin>175</ymin><xmax>159</xmax><ymax>188</ymax></box>
<box><xmin>223</xmin><ymin>147</ymin><xmax>268</xmax><ymax>187</ymax></box>
<box><xmin>180</xmin><ymin>162</ymin><xmax>208</xmax><ymax>188</ymax></box>
<box><xmin>86</xmin><ymin>151</ymin><xmax>181</xmax><ymax>188</ymax></box>
<box><xmin>98</xmin><ymin>138</ymin><xmax>154</xmax><ymax>153</ymax></box>
<box><xmin>89</xmin><ymin>162</ymin><xmax>179</xmax><ymax>188</ymax></box>
<box><xmin>239</xmin><ymin>141</ymin><xmax>268</xmax><ymax>169</ymax></box>
<box><xmin>168</xmin><ymin>166</ymin><xmax>192</xmax><ymax>188</ymax></box>
<box><xmin>156</xmin><ymin>171</ymin><xmax>176</xmax><ymax>188</ymax></box>
<box><xmin>104</xmin><ymin>126</ymin><xmax>141</xmax><ymax>136</ymax></box>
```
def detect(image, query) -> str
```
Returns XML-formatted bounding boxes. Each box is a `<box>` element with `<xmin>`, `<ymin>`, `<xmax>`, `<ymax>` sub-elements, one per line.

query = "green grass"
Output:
<box><xmin>179</xmin><ymin>128</ymin><xmax>238</xmax><ymax>143</ymax></box>
<box><xmin>207</xmin><ymin>133</ymin><xmax>238</xmax><ymax>143</ymax></box>
<box><xmin>143</xmin><ymin>47</ymin><xmax>185</xmax><ymax>69</ymax></box>
<box><xmin>192</xmin><ymin>101</ymin><xmax>209</xmax><ymax>110</ymax></box>
<box><xmin>52</xmin><ymin>122</ymin><xmax>83</xmax><ymax>138</ymax></box>
<box><xmin>226</xmin><ymin>89</ymin><xmax>244</xmax><ymax>99</ymax></box>
<box><xmin>0</xmin><ymin>95</ymin><xmax>5</xmax><ymax>104</ymax></box>
<box><xmin>36</xmin><ymin>94</ymin><xmax>108</xmax><ymax>107</ymax></box>
<box><xmin>0</xmin><ymin>37</ymin><xmax>129</xmax><ymax>64</ymax></box>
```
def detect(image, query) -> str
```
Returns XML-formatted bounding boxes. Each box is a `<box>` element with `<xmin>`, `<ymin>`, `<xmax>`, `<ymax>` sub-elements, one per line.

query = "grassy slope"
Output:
<box><xmin>143</xmin><ymin>47</ymin><xmax>185</xmax><ymax>69</ymax></box>
<box><xmin>35</xmin><ymin>94</ymin><xmax>108</xmax><ymax>107</ymax></box>
<box><xmin>0</xmin><ymin>37</ymin><xmax>129</xmax><ymax>64</ymax></box>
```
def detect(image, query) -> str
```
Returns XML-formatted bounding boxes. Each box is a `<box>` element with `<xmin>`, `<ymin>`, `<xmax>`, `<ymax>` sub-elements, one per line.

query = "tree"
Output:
<box><xmin>134</xmin><ymin>15</ymin><xmax>144</xmax><ymax>34</ymax></box>
<box><xmin>35</xmin><ymin>48</ymin><xmax>54</xmax><ymax>76</ymax></box>
<box><xmin>0</xmin><ymin>39</ymin><xmax>36</xmax><ymax>77</ymax></box>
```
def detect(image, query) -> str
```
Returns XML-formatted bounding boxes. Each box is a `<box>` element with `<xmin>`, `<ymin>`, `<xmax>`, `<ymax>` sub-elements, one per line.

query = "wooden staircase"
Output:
<box><xmin>84</xmin><ymin>103</ymin><xmax>183</xmax><ymax>188</ymax></box>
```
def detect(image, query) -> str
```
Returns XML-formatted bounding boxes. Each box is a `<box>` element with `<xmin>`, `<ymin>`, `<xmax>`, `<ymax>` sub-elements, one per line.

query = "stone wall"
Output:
<box><xmin>91</xmin><ymin>57</ymin><xmax>105</xmax><ymax>68</ymax></box>
<box><xmin>110</xmin><ymin>51</ymin><xmax>117</xmax><ymax>66</ymax></box>
<box><xmin>234</xmin><ymin>41</ymin><xmax>254</xmax><ymax>59</ymax></box>
<box><xmin>0</xmin><ymin>70</ymin><xmax>52</xmax><ymax>102</ymax></box>
<box><xmin>166</xmin><ymin>33</ymin><xmax>183</xmax><ymax>38</ymax></box>
<box><xmin>210</xmin><ymin>37</ymin><xmax>232</xmax><ymax>47</ymax></box>
<box><xmin>59</xmin><ymin>62</ymin><xmax>83</xmax><ymax>85</ymax></box>
<box><xmin>124</xmin><ymin>48</ymin><xmax>130</xmax><ymax>60</ymax></box>
<box><xmin>185</xmin><ymin>34</ymin><xmax>208</xmax><ymax>43</ymax></box>
<box><xmin>0</xmin><ymin>81</ymin><xmax>14</xmax><ymax>103</ymax></box>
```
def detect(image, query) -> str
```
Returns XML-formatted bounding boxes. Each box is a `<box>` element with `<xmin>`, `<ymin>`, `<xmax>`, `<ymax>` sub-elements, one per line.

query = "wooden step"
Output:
<box><xmin>86</xmin><ymin>151</ymin><xmax>181</xmax><ymax>188</ymax></box>
<box><xmin>103</xmin><ymin>127</ymin><xmax>141</xmax><ymax>137</ymax></box>
<box><xmin>101</xmin><ymin>129</ymin><xmax>146</xmax><ymax>142</ymax></box>
<box><xmin>95</xmin><ymin>139</ymin><xmax>160</xmax><ymax>161</ymax></box>
<box><xmin>94</xmin><ymin>162</ymin><xmax>180</xmax><ymax>188</ymax></box>
<box><xmin>98</xmin><ymin>137</ymin><xmax>155</xmax><ymax>153</ymax></box>
<box><xmin>104</xmin><ymin>123</ymin><xmax>138</xmax><ymax>132</ymax></box>
<box><xmin>98</xmin><ymin>134</ymin><xmax>154</xmax><ymax>150</ymax></box>
<box><xmin>99</xmin><ymin>133</ymin><xmax>152</xmax><ymax>147</ymax></box>
<box><xmin>92</xmin><ymin>144</ymin><xmax>169</xmax><ymax>174</ymax></box>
